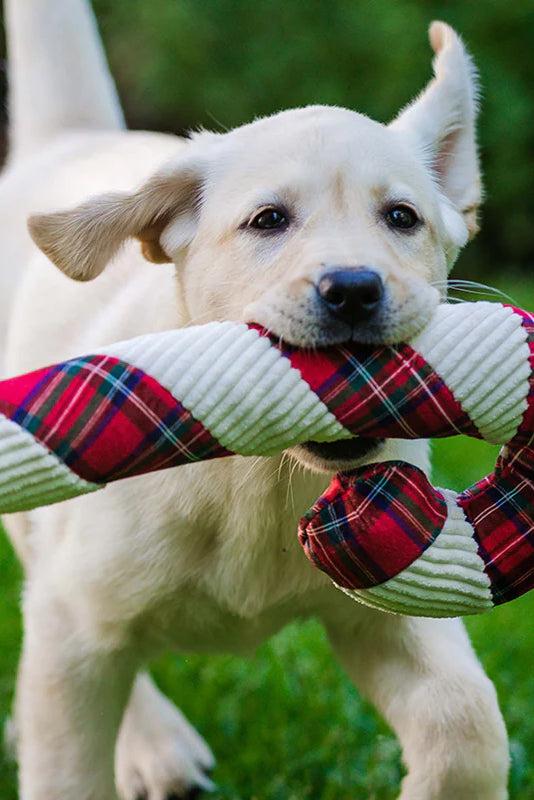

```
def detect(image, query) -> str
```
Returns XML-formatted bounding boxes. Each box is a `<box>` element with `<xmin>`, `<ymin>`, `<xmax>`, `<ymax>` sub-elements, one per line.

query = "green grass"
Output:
<box><xmin>1</xmin><ymin>275</ymin><xmax>533</xmax><ymax>798</ymax></box>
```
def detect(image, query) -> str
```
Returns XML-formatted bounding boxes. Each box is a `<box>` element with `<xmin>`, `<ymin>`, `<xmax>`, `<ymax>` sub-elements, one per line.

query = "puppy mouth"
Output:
<box><xmin>275</xmin><ymin>319</ymin><xmax>389</xmax><ymax>471</ymax></box>
<box><xmin>246</xmin><ymin>285</ymin><xmax>440</xmax><ymax>349</ymax></box>
<box><xmin>295</xmin><ymin>309</ymin><xmax>430</xmax><ymax>349</ymax></box>
<box><xmin>294</xmin><ymin>437</ymin><xmax>385</xmax><ymax>472</ymax></box>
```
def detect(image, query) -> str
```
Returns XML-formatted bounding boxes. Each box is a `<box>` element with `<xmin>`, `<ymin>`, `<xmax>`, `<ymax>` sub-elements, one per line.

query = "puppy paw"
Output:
<box><xmin>116</xmin><ymin>725</ymin><xmax>215</xmax><ymax>800</ymax></box>
<box><xmin>115</xmin><ymin>675</ymin><xmax>215</xmax><ymax>800</ymax></box>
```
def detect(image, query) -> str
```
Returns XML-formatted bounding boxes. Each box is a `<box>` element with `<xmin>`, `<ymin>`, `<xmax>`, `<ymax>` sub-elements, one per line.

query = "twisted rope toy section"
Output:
<box><xmin>0</xmin><ymin>301</ymin><xmax>532</xmax><ymax>616</ymax></box>
<box><xmin>299</xmin><ymin>304</ymin><xmax>534</xmax><ymax>615</ymax></box>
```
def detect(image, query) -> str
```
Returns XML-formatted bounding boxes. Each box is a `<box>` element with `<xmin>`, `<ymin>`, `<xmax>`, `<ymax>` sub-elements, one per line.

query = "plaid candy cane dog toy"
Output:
<box><xmin>0</xmin><ymin>301</ymin><xmax>532</xmax><ymax>617</ymax></box>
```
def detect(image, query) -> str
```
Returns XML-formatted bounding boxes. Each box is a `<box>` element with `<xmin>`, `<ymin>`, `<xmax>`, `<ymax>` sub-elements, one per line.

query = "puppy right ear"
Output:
<box><xmin>28</xmin><ymin>157</ymin><xmax>204</xmax><ymax>281</ymax></box>
<box><xmin>389</xmin><ymin>22</ymin><xmax>481</xmax><ymax>241</ymax></box>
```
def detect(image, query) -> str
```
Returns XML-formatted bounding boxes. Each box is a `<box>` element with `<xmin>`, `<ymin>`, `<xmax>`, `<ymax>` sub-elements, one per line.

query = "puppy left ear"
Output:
<box><xmin>28</xmin><ymin>155</ymin><xmax>204</xmax><ymax>281</ymax></box>
<box><xmin>390</xmin><ymin>21</ymin><xmax>481</xmax><ymax>240</ymax></box>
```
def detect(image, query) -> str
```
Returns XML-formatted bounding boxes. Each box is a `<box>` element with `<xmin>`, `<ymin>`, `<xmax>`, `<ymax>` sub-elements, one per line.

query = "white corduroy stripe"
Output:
<box><xmin>102</xmin><ymin>323</ymin><xmax>353</xmax><ymax>455</ymax></box>
<box><xmin>0</xmin><ymin>415</ymin><xmax>99</xmax><ymax>514</ymax></box>
<box><xmin>412</xmin><ymin>302</ymin><xmax>530</xmax><ymax>444</ymax></box>
<box><xmin>338</xmin><ymin>489</ymin><xmax>493</xmax><ymax>617</ymax></box>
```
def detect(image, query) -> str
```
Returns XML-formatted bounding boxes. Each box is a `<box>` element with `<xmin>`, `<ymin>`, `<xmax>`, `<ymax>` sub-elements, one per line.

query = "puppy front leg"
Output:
<box><xmin>17</xmin><ymin>584</ymin><xmax>137</xmax><ymax>800</ymax></box>
<box><xmin>326</xmin><ymin>611</ymin><xmax>509</xmax><ymax>800</ymax></box>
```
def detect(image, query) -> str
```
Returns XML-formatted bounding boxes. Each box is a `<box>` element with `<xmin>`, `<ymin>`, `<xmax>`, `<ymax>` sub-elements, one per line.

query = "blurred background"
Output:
<box><xmin>0</xmin><ymin>1</ymin><xmax>533</xmax><ymax>798</ymax></box>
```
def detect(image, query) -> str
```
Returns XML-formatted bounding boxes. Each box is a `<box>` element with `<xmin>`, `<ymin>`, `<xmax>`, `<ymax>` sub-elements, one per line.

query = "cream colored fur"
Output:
<box><xmin>0</xmin><ymin>2</ymin><xmax>508</xmax><ymax>798</ymax></box>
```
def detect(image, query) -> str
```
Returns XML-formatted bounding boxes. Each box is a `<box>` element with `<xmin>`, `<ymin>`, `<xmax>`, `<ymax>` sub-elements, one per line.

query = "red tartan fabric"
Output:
<box><xmin>262</xmin><ymin>334</ymin><xmax>480</xmax><ymax>440</ymax></box>
<box><xmin>0</xmin><ymin>355</ymin><xmax>228</xmax><ymax>483</ymax></box>
<box><xmin>458</xmin><ymin>307</ymin><xmax>534</xmax><ymax>605</ymax></box>
<box><xmin>458</xmin><ymin>463</ymin><xmax>534</xmax><ymax>605</ymax></box>
<box><xmin>298</xmin><ymin>462</ymin><xmax>448</xmax><ymax>589</ymax></box>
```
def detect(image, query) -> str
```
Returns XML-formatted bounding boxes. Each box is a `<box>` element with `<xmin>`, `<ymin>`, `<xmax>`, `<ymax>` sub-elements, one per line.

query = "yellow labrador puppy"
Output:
<box><xmin>0</xmin><ymin>2</ymin><xmax>508</xmax><ymax>799</ymax></box>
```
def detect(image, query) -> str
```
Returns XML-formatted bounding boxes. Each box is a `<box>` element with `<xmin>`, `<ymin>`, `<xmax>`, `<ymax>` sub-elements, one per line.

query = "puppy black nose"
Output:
<box><xmin>317</xmin><ymin>268</ymin><xmax>384</xmax><ymax>324</ymax></box>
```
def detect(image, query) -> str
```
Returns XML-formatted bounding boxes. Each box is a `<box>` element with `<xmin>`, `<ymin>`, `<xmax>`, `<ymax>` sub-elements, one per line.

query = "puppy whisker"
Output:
<box><xmin>232</xmin><ymin>455</ymin><xmax>266</xmax><ymax>495</ymax></box>
<box><xmin>431</xmin><ymin>279</ymin><xmax>513</xmax><ymax>302</ymax></box>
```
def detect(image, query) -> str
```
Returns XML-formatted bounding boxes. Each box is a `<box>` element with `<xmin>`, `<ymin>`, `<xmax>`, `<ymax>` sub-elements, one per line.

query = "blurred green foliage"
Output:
<box><xmin>88</xmin><ymin>0</ymin><xmax>533</xmax><ymax>276</ymax></box>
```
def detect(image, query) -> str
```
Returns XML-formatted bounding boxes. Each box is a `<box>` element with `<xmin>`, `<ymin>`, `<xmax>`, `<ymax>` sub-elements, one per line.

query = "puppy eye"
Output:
<box><xmin>248</xmin><ymin>206</ymin><xmax>289</xmax><ymax>231</ymax></box>
<box><xmin>385</xmin><ymin>204</ymin><xmax>420</xmax><ymax>231</ymax></box>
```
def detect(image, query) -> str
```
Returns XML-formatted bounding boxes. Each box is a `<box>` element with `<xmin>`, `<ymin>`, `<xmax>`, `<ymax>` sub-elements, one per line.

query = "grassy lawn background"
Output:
<box><xmin>0</xmin><ymin>276</ymin><xmax>533</xmax><ymax>799</ymax></box>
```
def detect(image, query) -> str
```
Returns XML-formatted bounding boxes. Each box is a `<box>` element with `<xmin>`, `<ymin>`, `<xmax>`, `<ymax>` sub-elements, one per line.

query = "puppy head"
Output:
<box><xmin>29</xmin><ymin>22</ymin><xmax>480</xmax><ymax>472</ymax></box>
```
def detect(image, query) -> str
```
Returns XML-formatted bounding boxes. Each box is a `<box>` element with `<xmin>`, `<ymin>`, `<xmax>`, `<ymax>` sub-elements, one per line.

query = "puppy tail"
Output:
<box><xmin>4</xmin><ymin>0</ymin><xmax>125</xmax><ymax>163</ymax></box>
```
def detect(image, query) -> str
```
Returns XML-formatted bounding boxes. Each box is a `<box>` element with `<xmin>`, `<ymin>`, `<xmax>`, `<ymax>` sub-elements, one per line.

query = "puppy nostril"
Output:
<box><xmin>359</xmin><ymin>282</ymin><xmax>382</xmax><ymax>307</ymax></box>
<box><xmin>317</xmin><ymin>268</ymin><xmax>384</xmax><ymax>325</ymax></box>
<box><xmin>319</xmin><ymin>282</ymin><xmax>345</xmax><ymax>309</ymax></box>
